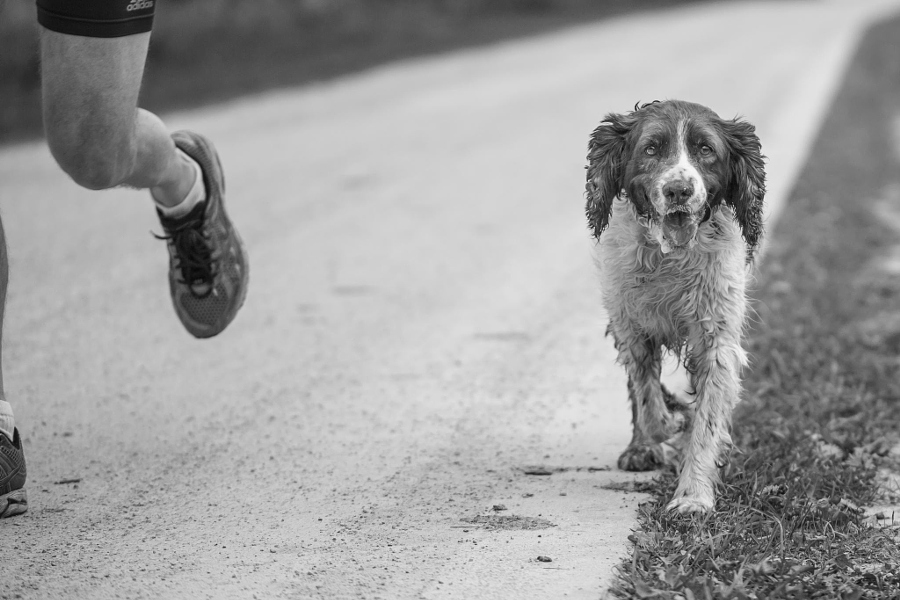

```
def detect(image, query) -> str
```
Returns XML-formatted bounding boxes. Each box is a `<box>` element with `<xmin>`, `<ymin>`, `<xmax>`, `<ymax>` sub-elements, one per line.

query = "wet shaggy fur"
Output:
<box><xmin>585</xmin><ymin>100</ymin><xmax>765</xmax><ymax>513</ymax></box>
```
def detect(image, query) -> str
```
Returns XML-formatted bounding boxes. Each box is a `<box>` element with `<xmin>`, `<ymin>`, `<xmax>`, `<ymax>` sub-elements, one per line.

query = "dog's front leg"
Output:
<box><xmin>612</xmin><ymin>327</ymin><xmax>689</xmax><ymax>471</ymax></box>
<box><xmin>667</xmin><ymin>330</ymin><xmax>745</xmax><ymax>513</ymax></box>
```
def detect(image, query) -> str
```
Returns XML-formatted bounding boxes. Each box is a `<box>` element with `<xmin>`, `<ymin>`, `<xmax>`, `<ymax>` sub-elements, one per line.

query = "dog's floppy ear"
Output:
<box><xmin>720</xmin><ymin>117</ymin><xmax>766</xmax><ymax>260</ymax></box>
<box><xmin>586</xmin><ymin>112</ymin><xmax>637</xmax><ymax>239</ymax></box>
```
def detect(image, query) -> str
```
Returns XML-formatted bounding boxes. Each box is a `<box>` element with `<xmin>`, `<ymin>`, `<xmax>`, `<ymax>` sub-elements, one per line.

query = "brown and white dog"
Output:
<box><xmin>585</xmin><ymin>100</ymin><xmax>765</xmax><ymax>513</ymax></box>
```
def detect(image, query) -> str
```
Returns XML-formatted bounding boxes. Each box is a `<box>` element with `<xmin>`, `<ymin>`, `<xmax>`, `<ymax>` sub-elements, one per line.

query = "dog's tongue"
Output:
<box><xmin>662</xmin><ymin>212</ymin><xmax>698</xmax><ymax>250</ymax></box>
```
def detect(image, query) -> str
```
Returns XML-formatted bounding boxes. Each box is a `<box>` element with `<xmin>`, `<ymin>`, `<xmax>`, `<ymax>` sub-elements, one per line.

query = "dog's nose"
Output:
<box><xmin>663</xmin><ymin>180</ymin><xmax>694</xmax><ymax>204</ymax></box>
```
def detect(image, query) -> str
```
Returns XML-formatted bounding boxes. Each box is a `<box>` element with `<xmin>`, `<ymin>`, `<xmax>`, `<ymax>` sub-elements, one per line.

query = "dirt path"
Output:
<box><xmin>1</xmin><ymin>1</ymin><xmax>898</xmax><ymax>598</ymax></box>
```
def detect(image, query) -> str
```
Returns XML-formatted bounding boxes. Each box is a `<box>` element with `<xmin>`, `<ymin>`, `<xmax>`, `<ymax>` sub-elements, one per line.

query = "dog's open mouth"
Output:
<box><xmin>660</xmin><ymin>205</ymin><xmax>703</xmax><ymax>252</ymax></box>
<box><xmin>637</xmin><ymin>201</ymin><xmax>713</xmax><ymax>253</ymax></box>
<box><xmin>666</xmin><ymin>204</ymin><xmax>693</xmax><ymax>216</ymax></box>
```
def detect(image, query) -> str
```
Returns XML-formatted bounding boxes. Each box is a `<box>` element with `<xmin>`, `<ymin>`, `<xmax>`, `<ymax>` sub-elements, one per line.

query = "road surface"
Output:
<box><xmin>1</xmin><ymin>1</ymin><xmax>899</xmax><ymax>598</ymax></box>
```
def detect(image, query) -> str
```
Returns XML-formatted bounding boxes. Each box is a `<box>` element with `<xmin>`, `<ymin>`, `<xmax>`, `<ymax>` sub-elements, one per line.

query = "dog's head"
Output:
<box><xmin>586</xmin><ymin>100</ymin><xmax>766</xmax><ymax>258</ymax></box>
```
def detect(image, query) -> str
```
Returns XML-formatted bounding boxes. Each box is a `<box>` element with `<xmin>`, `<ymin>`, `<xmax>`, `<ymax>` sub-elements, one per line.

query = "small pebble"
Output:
<box><xmin>537</xmin><ymin>555</ymin><xmax>552</xmax><ymax>563</ymax></box>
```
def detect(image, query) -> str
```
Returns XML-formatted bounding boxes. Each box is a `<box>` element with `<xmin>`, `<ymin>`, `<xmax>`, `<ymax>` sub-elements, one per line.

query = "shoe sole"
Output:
<box><xmin>0</xmin><ymin>488</ymin><xmax>27</xmax><ymax>518</ymax></box>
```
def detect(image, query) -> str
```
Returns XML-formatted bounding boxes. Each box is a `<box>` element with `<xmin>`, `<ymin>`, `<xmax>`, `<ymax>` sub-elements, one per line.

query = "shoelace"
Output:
<box><xmin>154</xmin><ymin>205</ymin><xmax>216</xmax><ymax>299</ymax></box>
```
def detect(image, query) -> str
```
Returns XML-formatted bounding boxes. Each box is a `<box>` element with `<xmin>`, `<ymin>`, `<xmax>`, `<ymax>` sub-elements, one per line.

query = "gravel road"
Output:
<box><xmin>1</xmin><ymin>1</ymin><xmax>898</xmax><ymax>598</ymax></box>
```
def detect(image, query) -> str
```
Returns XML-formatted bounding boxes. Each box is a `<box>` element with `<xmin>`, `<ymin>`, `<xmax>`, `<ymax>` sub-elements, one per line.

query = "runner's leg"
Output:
<box><xmin>0</xmin><ymin>215</ymin><xmax>27</xmax><ymax>520</ymax></box>
<box><xmin>40</xmin><ymin>24</ymin><xmax>248</xmax><ymax>338</ymax></box>
<box><xmin>40</xmin><ymin>29</ymin><xmax>195</xmax><ymax>207</ymax></box>
<box><xmin>0</xmin><ymin>0</ymin><xmax>248</xmax><ymax>517</ymax></box>
<box><xmin>0</xmin><ymin>217</ymin><xmax>9</xmax><ymax>410</ymax></box>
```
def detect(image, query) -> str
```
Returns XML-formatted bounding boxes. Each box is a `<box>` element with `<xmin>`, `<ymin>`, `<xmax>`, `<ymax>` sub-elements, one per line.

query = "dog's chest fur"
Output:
<box><xmin>597</xmin><ymin>198</ymin><xmax>748</xmax><ymax>349</ymax></box>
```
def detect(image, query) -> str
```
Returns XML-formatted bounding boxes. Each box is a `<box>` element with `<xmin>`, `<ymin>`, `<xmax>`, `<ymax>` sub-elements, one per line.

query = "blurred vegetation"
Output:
<box><xmin>1</xmin><ymin>0</ymin><xmax>700</xmax><ymax>144</ymax></box>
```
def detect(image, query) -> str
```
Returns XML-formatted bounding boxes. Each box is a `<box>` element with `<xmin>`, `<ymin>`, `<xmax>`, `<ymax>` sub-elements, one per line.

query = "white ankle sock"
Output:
<box><xmin>0</xmin><ymin>400</ymin><xmax>14</xmax><ymax>440</ymax></box>
<box><xmin>155</xmin><ymin>149</ymin><xmax>206</xmax><ymax>219</ymax></box>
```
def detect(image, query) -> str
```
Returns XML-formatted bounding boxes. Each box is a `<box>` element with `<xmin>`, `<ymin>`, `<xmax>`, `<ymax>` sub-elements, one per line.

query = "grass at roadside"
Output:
<box><xmin>610</xmin><ymin>13</ymin><xmax>900</xmax><ymax>600</ymax></box>
<box><xmin>0</xmin><ymin>0</ymin><xmax>719</xmax><ymax>145</ymax></box>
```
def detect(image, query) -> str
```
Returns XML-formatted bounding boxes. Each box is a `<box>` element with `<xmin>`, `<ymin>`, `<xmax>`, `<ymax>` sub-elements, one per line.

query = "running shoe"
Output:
<box><xmin>156</xmin><ymin>131</ymin><xmax>249</xmax><ymax>338</ymax></box>
<box><xmin>0</xmin><ymin>429</ymin><xmax>27</xmax><ymax>518</ymax></box>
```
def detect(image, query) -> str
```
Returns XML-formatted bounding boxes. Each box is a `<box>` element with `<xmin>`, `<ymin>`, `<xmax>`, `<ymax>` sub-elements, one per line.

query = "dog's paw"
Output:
<box><xmin>662</xmin><ymin>386</ymin><xmax>694</xmax><ymax>434</ymax></box>
<box><xmin>665</xmin><ymin>494</ymin><xmax>714</xmax><ymax>514</ymax></box>
<box><xmin>643</xmin><ymin>402</ymin><xmax>693</xmax><ymax>443</ymax></box>
<box><xmin>669</xmin><ymin>406</ymin><xmax>692</xmax><ymax>435</ymax></box>
<box><xmin>657</xmin><ymin>441</ymin><xmax>682</xmax><ymax>470</ymax></box>
<box><xmin>617</xmin><ymin>444</ymin><xmax>664</xmax><ymax>471</ymax></box>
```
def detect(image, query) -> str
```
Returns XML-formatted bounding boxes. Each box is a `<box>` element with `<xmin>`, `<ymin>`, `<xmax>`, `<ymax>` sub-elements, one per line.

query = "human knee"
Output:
<box><xmin>45</xmin><ymin>122</ymin><xmax>137</xmax><ymax>190</ymax></box>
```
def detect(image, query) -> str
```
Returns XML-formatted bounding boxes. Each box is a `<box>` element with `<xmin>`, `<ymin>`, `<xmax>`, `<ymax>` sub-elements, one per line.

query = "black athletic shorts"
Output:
<box><xmin>37</xmin><ymin>0</ymin><xmax>156</xmax><ymax>38</ymax></box>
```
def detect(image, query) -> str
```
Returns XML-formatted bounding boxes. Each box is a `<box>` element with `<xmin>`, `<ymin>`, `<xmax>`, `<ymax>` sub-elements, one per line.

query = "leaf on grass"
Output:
<box><xmin>632</xmin><ymin>579</ymin><xmax>658</xmax><ymax>599</ymax></box>
<box><xmin>833</xmin><ymin>553</ymin><xmax>853</xmax><ymax>570</ymax></box>
<box><xmin>664</xmin><ymin>565</ymin><xmax>683</xmax><ymax>587</ymax></box>
<box><xmin>838</xmin><ymin>498</ymin><xmax>862</xmax><ymax>514</ymax></box>
<box><xmin>789</xmin><ymin>563</ymin><xmax>815</xmax><ymax>575</ymax></box>
<box><xmin>761</xmin><ymin>484</ymin><xmax>786</xmax><ymax>496</ymax></box>
<box><xmin>750</xmin><ymin>558</ymin><xmax>776</xmax><ymax>576</ymax></box>
<box><xmin>861</xmin><ymin>436</ymin><xmax>893</xmax><ymax>456</ymax></box>
<box><xmin>839</xmin><ymin>585</ymin><xmax>863</xmax><ymax>600</ymax></box>
<box><xmin>629</xmin><ymin>531</ymin><xmax>662</xmax><ymax>549</ymax></box>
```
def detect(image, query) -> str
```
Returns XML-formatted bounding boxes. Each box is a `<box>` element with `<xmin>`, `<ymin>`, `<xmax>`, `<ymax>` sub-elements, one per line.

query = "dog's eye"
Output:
<box><xmin>699</xmin><ymin>144</ymin><xmax>713</xmax><ymax>157</ymax></box>
<box><xmin>644</xmin><ymin>145</ymin><xmax>657</xmax><ymax>156</ymax></box>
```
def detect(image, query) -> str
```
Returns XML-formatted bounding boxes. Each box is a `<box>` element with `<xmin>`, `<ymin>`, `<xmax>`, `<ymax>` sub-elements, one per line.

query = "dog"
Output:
<box><xmin>585</xmin><ymin>100</ymin><xmax>765</xmax><ymax>513</ymax></box>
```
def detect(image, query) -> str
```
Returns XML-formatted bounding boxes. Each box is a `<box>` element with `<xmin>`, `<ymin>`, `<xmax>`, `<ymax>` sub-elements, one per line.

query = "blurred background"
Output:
<box><xmin>0</xmin><ymin>0</ymin><xmax>712</xmax><ymax>144</ymax></box>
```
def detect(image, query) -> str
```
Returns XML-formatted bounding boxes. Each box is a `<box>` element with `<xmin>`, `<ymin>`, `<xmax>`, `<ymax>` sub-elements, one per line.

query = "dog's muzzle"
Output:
<box><xmin>661</xmin><ymin>204</ymin><xmax>702</xmax><ymax>250</ymax></box>
<box><xmin>656</xmin><ymin>175</ymin><xmax>711</xmax><ymax>252</ymax></box>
